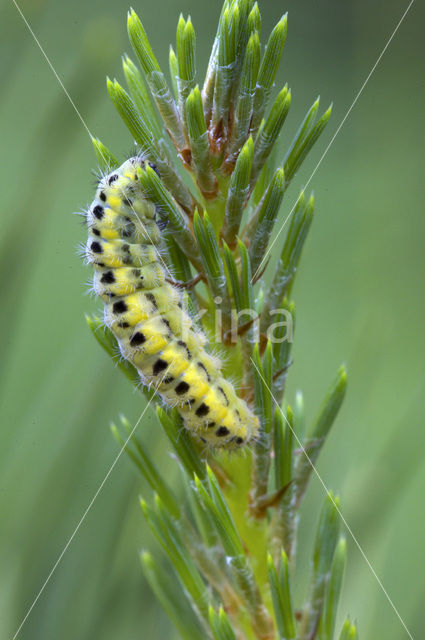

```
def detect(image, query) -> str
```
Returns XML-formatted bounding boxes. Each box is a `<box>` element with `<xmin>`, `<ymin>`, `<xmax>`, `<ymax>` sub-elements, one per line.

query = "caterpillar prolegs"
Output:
<box><xmin>85</xmin><ymin>156</ymin><xmax>259</xmax><ymax>448</ymax></box>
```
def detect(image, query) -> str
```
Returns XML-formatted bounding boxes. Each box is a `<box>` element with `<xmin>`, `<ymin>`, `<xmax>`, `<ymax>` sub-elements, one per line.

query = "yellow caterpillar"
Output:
<box><xmin>85</xmin><ymin>156</ymin><xmax>259</xmax><ymax>448</ymax></box>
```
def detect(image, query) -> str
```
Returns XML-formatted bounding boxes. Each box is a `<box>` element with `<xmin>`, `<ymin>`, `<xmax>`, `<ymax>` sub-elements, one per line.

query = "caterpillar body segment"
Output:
<box><xmin>85</xmin><ymin>156</ymin><xmax>259</xmax><ymax>448</ymax></box>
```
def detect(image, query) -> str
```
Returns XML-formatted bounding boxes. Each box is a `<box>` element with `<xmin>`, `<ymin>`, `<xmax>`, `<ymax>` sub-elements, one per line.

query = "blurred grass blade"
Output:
<box><xmin>141</xmin><ymin>551</ymin><xmax>206</xmax><ymax>640</ymax></box>
<box><xmin>222</xmin><ymin>137</ymin><xmax>254</xmax><ymax>245</ymax></box>
<box><xmin>91</xmin><ymin>137</ymin><xmax>119</xmax><ymax>171</ymax></box>
<box><xmin>127</xmin><ymin>9</ymin><xmax>186</xmax><ymax>149</ymax></box>
<box><xmin>251</xmin><ymin>14</ymin><xmax>288</xmax><ymax>134</ymax></box>
<box><xmin>299</xmin><ymin>492</ymin><xmax>341</xmax><ymax>640</ymax></box>
<box><xmin>267</xmin><ymin>552</ymin><xmax>296</xmax><ymax>639</ymax></box>
<box><xmin>294</xmin><ymin>365</ymin><xmax>347</xmax><ymax>506</ymax></box>
<box><xmin>319</xmin><ymin>537</ymin><xmax>347</xmax><ymax>640</ymax></box>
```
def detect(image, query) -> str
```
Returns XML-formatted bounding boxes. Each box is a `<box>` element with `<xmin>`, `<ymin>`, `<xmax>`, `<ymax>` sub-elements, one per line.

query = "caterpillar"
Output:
<box><xmin>84</xmin><ymin>155</ymin><xmax>259</xmax><ymax>448</ymax></box>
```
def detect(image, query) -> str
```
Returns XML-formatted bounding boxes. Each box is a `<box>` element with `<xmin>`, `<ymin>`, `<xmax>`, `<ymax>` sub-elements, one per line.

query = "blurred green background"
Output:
<box><xmin>1</xmin><ymin>0</ymin><xmax>424</xmax><ymax>638</ymax></box>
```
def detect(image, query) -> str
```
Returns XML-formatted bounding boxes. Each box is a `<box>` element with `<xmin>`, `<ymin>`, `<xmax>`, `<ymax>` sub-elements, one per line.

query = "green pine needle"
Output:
<box><xmin>91</xmin><ymin>136</ymin><xmax>119</xmax><ymax>170</ymax></box>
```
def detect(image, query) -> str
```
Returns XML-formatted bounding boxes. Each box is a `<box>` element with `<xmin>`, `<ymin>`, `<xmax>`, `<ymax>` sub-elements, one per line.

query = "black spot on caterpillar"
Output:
<box><xmin>93</xmin><ymin>205</ymin><xmax>104</xmax><ymax>220</ymax></box>
<box><xmin>153</xmin><ymin>359</ymin><xmax>168</xmax><ymax>376</ymax></box>
<box><xmin>112</xmin><ymin>300</ymin><xmax>127</xmax><ymax>314</ymax></box>
<box><xmin>130</xmin><ymin>331</ymin><xmax>146</xmax><ymax>346</ymax></box>
<box><xmin>175</xmin><ymin>381</ymin><xmax>190</xmax><ymax>395</ymax></box>
<box><xmin>84</xmin><ymin>156</ymin><xmax>259</xmax><ymax>448</ymax></box>
<box><xmin>91</xmin><ymin>241</ymin><xmax>102</xmax><ymax>254</ymax></box>
<box><xmin>101</xmin><ymin>271</ymin><xmax>115</xmax><ymax>284</ymax></box>
<box><xmin>195</xmin><ymin>403</ymin><xmax>210</xmax><ymax>417</ymax></box>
